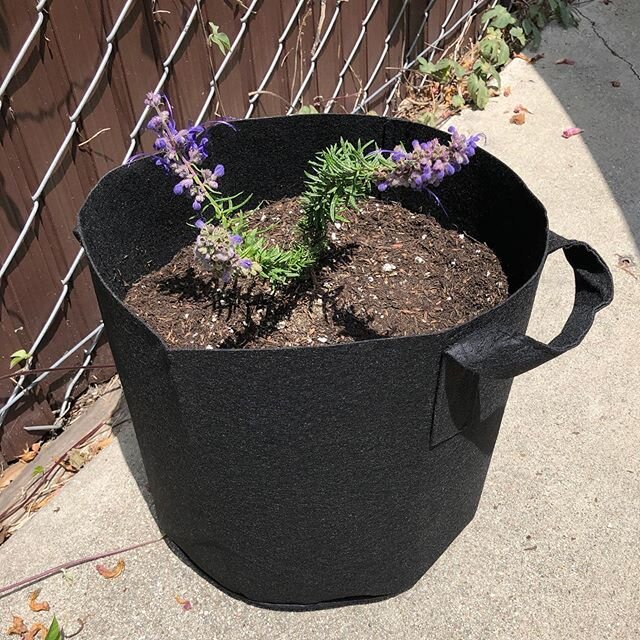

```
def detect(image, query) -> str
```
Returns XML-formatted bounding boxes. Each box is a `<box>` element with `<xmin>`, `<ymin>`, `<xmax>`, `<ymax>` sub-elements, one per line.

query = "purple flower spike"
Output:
<box><xmin>376</xmin><ymin>128</ymin><xmax>482</xmax><ymax>193</ymax></box>
<box><xmin>195</xmin><ymin>219</ymin><xmax>206</xmax><ymax>229</ymax></box>
<box><xmin>229</xmin><ymin>234</ymin><xmax>243</xmax><ymax>246</ymax></box>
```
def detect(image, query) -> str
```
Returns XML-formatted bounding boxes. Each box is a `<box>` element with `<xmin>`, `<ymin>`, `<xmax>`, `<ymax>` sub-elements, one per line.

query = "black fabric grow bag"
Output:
<box><xmin>76</xmin><ymin>115</ymin><xmax>613</xmax><ymax>610</ymax></box>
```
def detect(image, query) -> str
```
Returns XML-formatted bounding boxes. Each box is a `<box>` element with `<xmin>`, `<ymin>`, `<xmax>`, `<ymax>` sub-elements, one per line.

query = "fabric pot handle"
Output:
<box><xmin>444</xmin><ymin>231</ymin><xmax>614</xmax><ymax>379</ymax></box>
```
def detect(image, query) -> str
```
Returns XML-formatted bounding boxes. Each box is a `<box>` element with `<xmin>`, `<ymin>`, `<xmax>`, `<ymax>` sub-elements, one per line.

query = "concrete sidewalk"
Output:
<box><xmin>1</xmin><ymin>2</ymin><xmax>638</xmax><ymax>638</ymax></box>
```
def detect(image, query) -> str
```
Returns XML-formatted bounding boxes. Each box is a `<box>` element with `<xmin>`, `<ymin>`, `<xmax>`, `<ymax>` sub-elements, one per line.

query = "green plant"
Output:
<box><xmin>416</xmin><ymin>56</ymin><xmax>466</xmax><ymax>84</ymax></box>
<box><xmin>207</xmin><ymin>22</ymin><xmax>231</xmax><ymax>54</ymax></box>
<box><xmin>9</xmin><ymin>349</ymin><xmax>31</xmax><ymax>369</ymax></box>
<box><xmin>298</xmin><ymin>140</ymin><xmax>390</xmax><ymax>254</ymax></box>
<box><xmin>466</xmin><ymin>6</ymin><xmax>521</xmax><ymax>108</ymax></box>
<box><xmin>517</xmin><ymin>0</ymin><xmax>577</xmax><ymax>49</ymax></box>
<box><xmin>297</xmin><ymin>104</ymin><xmax>319</xmax><ymax>115</ymax></box>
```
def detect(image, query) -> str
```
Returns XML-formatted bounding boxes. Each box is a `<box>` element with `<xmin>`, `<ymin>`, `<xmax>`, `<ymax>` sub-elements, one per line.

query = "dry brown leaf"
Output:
<box><xmin>555</xmin><ymin>58</ymin><xmax>576</xmax><ymax>65</ymax></box>
<box><xmin>175</xmin><ymin>594</ymin><xmax>193</xmax><ymax>611</ymax></box>
<box><xmin>0</xmin><ymin>461</ymin><xmax>26</xmax><ymax>489</ymax></box>
<box><xmin>513</xmin><ymin>104</ymin><xmax>533</xmax><ymax>114</ymax></box>
<box><xmin>514</xmin><ymin>52</ymin><xmax>530</xmax><ymax>62</ymax></box>
<box><xmin>503</xmin><ymin>86</ymin><xmax>512</xmax><ymax>97</ymax></box>
<box><xmin>510</xmin><ymin>112</ymin><xmax>526</xmax><ymax>125</ymax></box>
<box><xmin>6</xmin><ymin>615</ymin><xmax>28</xmax><ymax>635</ymax></box>
<box><xmin>530</xmin><ymin>53</ymin><xmax>545</xmax><ymax>63</ymax></box>
<box><xmin>28</xmin><ymin>588</ymin><xmax>50</xmax><ymax>612</ymax></box>
<box><xmin>611</xmin><ymin>80</ymin><xmax>621</xmax><ymax>87</ymax></box>
<box><xmin>18</xmin><ymin>443</ymin><xmax>41</xmax><ymax>463</ymax></box>
<box><xmin>96</xmin><ymin>558</ymin><xmax>125</xmax><ymax>579</ymax></box>
<box><xmin>25</xmin><ymin>622</ymin><xmax>48</xmax><ymax>640</ymax></box>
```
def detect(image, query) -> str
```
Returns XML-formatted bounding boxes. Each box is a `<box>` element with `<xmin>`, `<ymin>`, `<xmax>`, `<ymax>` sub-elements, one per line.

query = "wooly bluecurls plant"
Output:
<box><xmin>140</xmin><ymin>93</ymin><xmax>481</xmax><ymax>287</ymax></box>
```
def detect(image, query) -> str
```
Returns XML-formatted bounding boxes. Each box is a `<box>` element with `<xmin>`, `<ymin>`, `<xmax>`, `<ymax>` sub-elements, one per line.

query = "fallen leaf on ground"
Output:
<box><xmin>503</xmin><ymin>86</ymin><xmax>512</xmax><ymax>97</ymax></box>
<box><xmin>96</xmin><ymin>558</ymin><xmax>125</xmax><ymax>579</ymax></box>
<box><xmin>175</xmin><ymin>595</ymin><xmax>193</xmax><ymax>611</ymax></box>
<box><xmin>510</xmin><ymin>112</ymin><xmax>526</xmax><ymax>125</ymax></box>
<box><xmin>18</xmin><ymin>443</ymin><xmax>41</xmax><ymax>463</ymax></box>
<box><xmin>6</xmin><ymin>615</ymin><xmax>28</xmax><ymax>635</ymax></box>
<box><xmin>43</xmin><ymin>616</ymin><xmax>61</xmax><ymax>640</ymax></box>
<box><xmin>25</xmin><ymin>622</ymin><xmax>48</xmax><ymax>640</ymax></box>
<box><xmin>513</xmin><ymin>104</ymin><xmax>533</xmax><ymax>114</ymax></box>
<box><xmin>64</xmin><ymin>449</ymin><xmax>88</xmax><ymax>472</ymax></box>
<box><xmin>555</xmin><ymin>58</ymin><xmax>576</xmax><ymax>65</ymax></box>
<box><xmin>562</xmin><ymin>127</ymin><xmax>583</xmax><ymax>138</ymax></box>
<box><xmin>0</xmin><ymin>461</ymin><xmax>26</xmax><ymax>489</ymax></box>
<box><xmin>28</xmin><ymin>589</ymin><xmax>50</xmax><ymax>612</ymax></box>
<box><xmin>516</xmin><ymin>52</ymin><xmax>544</xmax><ymax>63</ymax></box>
<box><xmin>611</xmin><ymin>80</ymin><xmax>621</xmax><ymax>87</ymax></box>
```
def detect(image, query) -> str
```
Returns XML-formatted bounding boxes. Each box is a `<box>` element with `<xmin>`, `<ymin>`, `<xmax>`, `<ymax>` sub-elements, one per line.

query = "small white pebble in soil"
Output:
<box><xmin>334</xmin><ymin>222</ymin><xmax>342</xmax><ymax>229</ymax></box>
<box><xmin>368</xmin><ymin>276</ymin><xmax>374</xmax><ymax>282</ymax></box>
<box><xmin>331</xmin><ymin>232</ymin><xmax>337</xmax><ymax>241</ymax></box>
<box><xmin>450</xmin><ymin>260</ymin><xmax>457</xmax><ymax>266</ymax></box>
<box><xmin>475</xmin><ymin>249</ymin><xmax>481</xmax><ymax>254</ymax></box>
<box><xmin>382</xmin><ymin>263</ymin><xmax>396</xmax><ymax>272</ymax></box>
<box><xmin>314</xmin><ymin>298</ymin><xmax>323</xmax><ymax>306</ymax></box>
<box><xmin>486</xmin><ymin>271</ymin><xmax>491</xmax><ymax>276</ymax></box>
<box><xmin>421</xmin><ymin>234</ymin><xmax>428</xmax><ymax>240</ymax></box>
<box><xmin>317</xmin><ymin>336</ymin><xmax>328</xmax><ymax>343</ymax></box>
<box><xmin>205</xmin><ymin>345</ymin><xmax>214</xmax><ymax>350</ymax></box>
<box><xmin>459</xmin><ymin>234</ymin><xmax>465</xmax><ymax>239</ymax></box>
<box><xmin>447</xmin><ymin>296</ymin><xmax>452</xmax><ymax>301</ymax></box>
<box><xmin>184</xmin><ymin>313</ymin><xmax>189</xmax><ymax>319</ymax></box>
<box><xmin>415</xmin><ymin>256</ymin><xmax>425</xmax><ymax>264</ymax></box>
<box><xmin>276</xmin><ymin>321</ymin><xmax>286</xmax><ymax>329</ymax></box>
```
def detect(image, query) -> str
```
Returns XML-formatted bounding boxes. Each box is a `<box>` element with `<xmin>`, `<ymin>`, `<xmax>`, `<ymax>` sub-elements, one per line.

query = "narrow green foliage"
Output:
<box><xmin>298</xmin><ymin>139</ymin><xmax>390</xmax><ymax>254</ymax></box>
<box><xmin>208</xmin><ymin>22</ymin><xmax>231</xmax><ymax>54</ymax></box>
<box><xmin>32</xmin><ymin>465</ymin><xmax>45</xmax><ymax>477</ymax></box>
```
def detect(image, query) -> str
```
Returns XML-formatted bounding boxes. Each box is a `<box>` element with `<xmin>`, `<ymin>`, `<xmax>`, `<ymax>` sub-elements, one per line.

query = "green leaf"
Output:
<box><xmin>10</xmin><ymin>349</ymin><xmax>31</xmax><ymax>369</ymax></box>
<box><xmin>417</xmin><ymin>56</ymin><xmax>437</xmax><ymax>75</ymax></box>
<box><xmin>522</xmin><ymin>17</ymin><xmax>534</xmax><ymax>35</ymax></box>
<box><xmin>208</xmin><ymin>22</ymin><xmax>231</xmax><ymax>54</ymax></box>
<box><xmin>451</xmin><ymin>94</ymin><xmax>466</xmax><ymax>109</ymax></box>
<box><xmin>510</xmin><ymin>26</ymin><xmax>526</xmax><ymax>47</ymax></box>
<box><xmin>297</xmin><ymin>104</ymin><xmax>318</xmax><ymax>115</ymax></box>
<box><xmin>45</xmin><ymin>617</ymin><xmax>61</xmax><ymax>640</ymax></box>
<box><xmin>481</xmin><ymin>5</ymin><xmax>515</xmax><ymax>29</ymax></box>
<box><xmin>496</xmin><ymin>39</ymin><xmax>511</xmax><ymax>66</ymax></box>
<box><xmin>32</xmin><ymin>465</ymin><xmax>45</xmax><ymax>477</ymax></box>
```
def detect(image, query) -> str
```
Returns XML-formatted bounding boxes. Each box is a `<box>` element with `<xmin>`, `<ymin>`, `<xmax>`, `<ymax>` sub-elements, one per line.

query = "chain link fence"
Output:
<box><xmin>0</xmin><ymin>0</ymin><xmax>495</xmax><ymax>463</ymax></box>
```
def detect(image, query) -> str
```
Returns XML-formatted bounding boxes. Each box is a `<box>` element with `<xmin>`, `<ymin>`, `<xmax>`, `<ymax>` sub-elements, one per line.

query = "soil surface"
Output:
<box><xmin>124</xmin><ymin>198</ymin><xmax>508</xmax><ymax>349</ymax></box>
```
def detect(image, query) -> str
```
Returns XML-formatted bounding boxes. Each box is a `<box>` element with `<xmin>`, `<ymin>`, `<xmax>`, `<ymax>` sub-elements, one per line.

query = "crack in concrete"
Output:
<box><xmin>577</xmin><ymin>8</ymin><xmax>640</xmax><ymax>83</ymax></box>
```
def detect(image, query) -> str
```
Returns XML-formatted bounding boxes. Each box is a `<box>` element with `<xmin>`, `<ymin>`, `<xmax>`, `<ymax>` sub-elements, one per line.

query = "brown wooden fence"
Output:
<box><xmin>0</xmin><ymin>0</ymin><xmax>490</xmax><ymax>464</ymax></box>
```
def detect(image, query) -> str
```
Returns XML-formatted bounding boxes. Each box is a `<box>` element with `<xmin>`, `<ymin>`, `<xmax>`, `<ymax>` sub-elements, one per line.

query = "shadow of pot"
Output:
<box><xmin>76</xmin><ymin>115</ymin><xmax>613</xmax><ymax>610</ymax></box>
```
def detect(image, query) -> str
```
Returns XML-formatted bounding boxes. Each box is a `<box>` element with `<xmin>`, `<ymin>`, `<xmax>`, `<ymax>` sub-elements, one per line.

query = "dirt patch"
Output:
<box><xmin>124</xmin><ymin>198</ymin><xmax>508</xmax><ymax>348</ymax></box>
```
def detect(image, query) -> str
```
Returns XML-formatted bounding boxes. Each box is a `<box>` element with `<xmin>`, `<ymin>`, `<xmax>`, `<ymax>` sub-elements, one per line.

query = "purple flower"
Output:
<box><xmin>142</xmin><ymin>93</ymin><xmax>225</xmax><ymax>210</ymax></box>
<box><xmin>376</xmin><ymin>128</ymin><xmax>482</xmax><ymax>192</ymax></box>
<box><xmin>195</xmin><ymin>219</ymin><xmax>206</xmax><ymax>229</ymax></box>
<box><xmin>194</xmin><ymin>224</ymin><xmax>258</xmax><ymax>284</ymax></box>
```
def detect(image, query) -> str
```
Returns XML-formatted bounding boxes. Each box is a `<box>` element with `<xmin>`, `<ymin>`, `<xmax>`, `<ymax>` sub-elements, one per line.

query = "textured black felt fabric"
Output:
<box><xmin>76</xmin><ymin>115</ymin><xmax>613</xmax><ymax>609</ymax></box>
